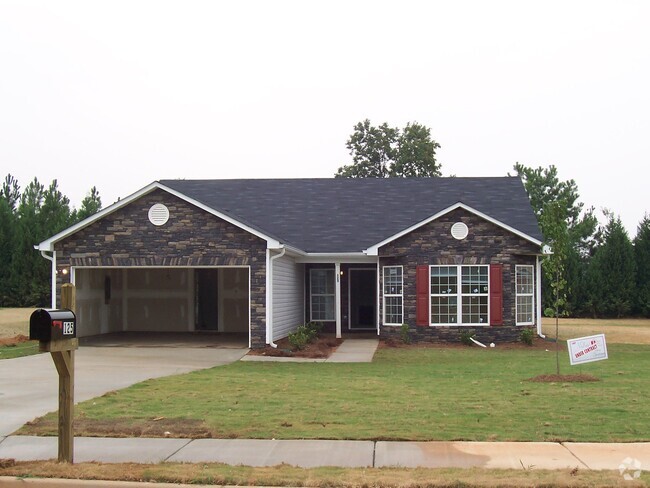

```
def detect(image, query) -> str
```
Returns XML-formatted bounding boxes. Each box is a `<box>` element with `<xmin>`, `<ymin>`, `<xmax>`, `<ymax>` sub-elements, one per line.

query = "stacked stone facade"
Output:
<box><xmin>53</xmin><ymin>189</ymin><xmax>268</xmax><ymax>347</ymax></box>
<box><xmin>379</xmin><ymin>207</ymin><xmax>541</xmax><ymax>343</ymax></box>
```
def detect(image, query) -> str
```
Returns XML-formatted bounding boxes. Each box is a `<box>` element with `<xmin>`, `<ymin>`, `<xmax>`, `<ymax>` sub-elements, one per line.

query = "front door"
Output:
<box><xmin>348</xmin><ymin>269</ymin><xmax>376</xmax><ymax>330</ymax></box>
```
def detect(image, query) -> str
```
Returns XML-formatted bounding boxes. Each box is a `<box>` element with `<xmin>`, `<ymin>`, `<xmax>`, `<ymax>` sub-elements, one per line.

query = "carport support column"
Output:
<box><xmin>335</xmin><ymin>262</ymin><xmax>341</xmax><ymax>339</ymax></box>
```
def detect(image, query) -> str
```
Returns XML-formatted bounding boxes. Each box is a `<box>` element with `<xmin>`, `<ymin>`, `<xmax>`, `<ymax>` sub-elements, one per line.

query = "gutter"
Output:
<box><xmin>37</xmin><ymin>247</ymin><xmax>56</xmax><ymax>309</ymax></box>
<box><xmin>267</xmin><ymin>247</ymin><xmax>286</xmax><ymax>348</ymax></box>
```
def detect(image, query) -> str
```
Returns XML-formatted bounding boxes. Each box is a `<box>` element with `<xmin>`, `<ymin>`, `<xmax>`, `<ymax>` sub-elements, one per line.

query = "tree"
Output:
<box><xmin>588</xmin><ymin>214</ymin><xmax>635</xmax><ymax>317</ymax></box>
<box><xmin>336</xmin><ymin>119</ymin><xmax>441</xmax><ymax>178</ymax></box>
<box><xmin>75</xmin><ymin>186</ymin><xmax>102</xmax><ymax>222</ymax></box>
<box><xmin>512</xmin><ymin>164</ymin><xmax>597</xmax><ymax>315</ymax></box>
<box><xmin>541</xmin><ymin>200</ymin><xmax>569</xmax><ymax>375</ymax></box>
<box><xmin>0</xmin><ymin>176</ymin><xmax>19</xmax><ymax>305</ymax></box>
<box><xmin>634</xmin><ymin>215</ymin><xmax>650</xmax><ymax>316</ymax></box>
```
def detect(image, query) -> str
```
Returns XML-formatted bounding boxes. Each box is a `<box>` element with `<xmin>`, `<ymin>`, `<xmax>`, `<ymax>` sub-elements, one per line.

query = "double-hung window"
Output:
<box><xmin>431</xmin><ymin>265</ymin><xmax>489</xmax><ymax>325</ymax></box>
<box><xmin>383</xmin><ymin>266</ymin><xmax>403</xmax><ymax>325</ymax></box>
<box><xmin>516</xmin><ymin>265</ymin><xmax>534</xmax><ymax>325</ymax></box>
<box><xmin>310</xmin><ymin>269</ymin><xmax>335</xmax><ymax>321</ymax></box>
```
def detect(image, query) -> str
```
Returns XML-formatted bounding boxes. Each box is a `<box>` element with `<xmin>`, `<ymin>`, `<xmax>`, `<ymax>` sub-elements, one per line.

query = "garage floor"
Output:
<box><xmin>79</xmin><ymin>331</ymin><xmax>248</xmax><ymax>348</ymax></box>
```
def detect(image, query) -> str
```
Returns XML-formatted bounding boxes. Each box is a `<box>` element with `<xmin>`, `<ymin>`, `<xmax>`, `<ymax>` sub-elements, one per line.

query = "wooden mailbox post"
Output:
<box><xmin>30</xmin><ymin>283</ymin><xmax>78</xmax><ymax>463</ymax></box>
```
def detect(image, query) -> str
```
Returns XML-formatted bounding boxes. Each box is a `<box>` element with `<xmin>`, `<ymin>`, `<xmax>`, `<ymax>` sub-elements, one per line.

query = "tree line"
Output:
<box><xmin>338</xmin><ymin>119</ymin><xmax>650</xmax><ymax>318</ymax></box>
<box><xmin>0</xmin><ymin>174</ymin><xmax>102</xmax><ymax>307</ymax></box>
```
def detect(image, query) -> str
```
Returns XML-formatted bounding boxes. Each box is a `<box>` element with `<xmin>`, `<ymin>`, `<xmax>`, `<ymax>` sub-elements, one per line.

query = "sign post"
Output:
<box><xmin>30</xmin><ymin>283</ymin><xmax>78</xmax><ymax>463</ymax></box>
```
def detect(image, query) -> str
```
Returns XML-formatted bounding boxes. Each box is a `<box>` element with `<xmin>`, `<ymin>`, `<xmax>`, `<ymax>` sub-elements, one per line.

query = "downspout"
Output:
<box><xmin>38</xmin><ymin>248</ymin><xmax>56</xmax><ymax>309</ymax></box>
<box><xmin>536</xmin><ymin>254</ymin><xmax>545</xmax><ymax>338</ymax></box>
<box><xmin>268</xmin><ymin>247</ymin><xmax>286</xmax><ymax>348</ymax></box>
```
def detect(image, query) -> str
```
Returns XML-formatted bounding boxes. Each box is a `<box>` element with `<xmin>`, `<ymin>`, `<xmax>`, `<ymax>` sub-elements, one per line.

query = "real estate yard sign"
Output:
<box><xmin>568</xmin><ymin>334</ymin><xmax>608</xmax><ymax>366</ymax></box>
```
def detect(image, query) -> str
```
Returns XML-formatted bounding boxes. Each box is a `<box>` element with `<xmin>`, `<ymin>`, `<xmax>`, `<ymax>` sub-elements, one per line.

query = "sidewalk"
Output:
<box><xmin>1</xmin><ymin>435</ymin><xmax>648</xmax><ymax>471</ymax></box>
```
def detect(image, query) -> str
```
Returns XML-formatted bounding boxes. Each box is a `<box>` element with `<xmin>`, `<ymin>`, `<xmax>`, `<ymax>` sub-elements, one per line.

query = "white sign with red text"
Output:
<box><xmin>568</xmin><ymin>334</ymin><xmax>608</xmax><ymax>366</ymax></box>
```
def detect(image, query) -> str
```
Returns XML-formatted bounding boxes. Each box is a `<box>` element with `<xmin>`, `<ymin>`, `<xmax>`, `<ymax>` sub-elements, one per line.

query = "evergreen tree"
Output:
<box><xmin>589</xmin><ymin>214</ymin><xmax>636</xmax><ymax>317</ymax></box>
<box><xmin>75</xmin><ymin>186</ymin><xmax>102</xmax><ymax>222</ymax></box>
<box><xmin>634</xmin><ymin>215</ymin><xmax>650</xmax><ymax>316</ymax></box>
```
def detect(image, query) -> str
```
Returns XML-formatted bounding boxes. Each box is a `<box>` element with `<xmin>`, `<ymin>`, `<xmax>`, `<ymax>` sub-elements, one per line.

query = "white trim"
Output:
<box><xmin>429</xmin><ymin>264</ymin><xmax>490</xmax><ymax>326</ymax></box>
<box><xmin>382</xmin><ymin>265</ymin><xmax>404</xmax><ymax>326</ymax></box>
<box><xmin>515</xmin><ymin>265</ymin><xmax>535</xmax><ymax>326</ymax></box>
<box><xmin>335</xmin><ymin>262</ymin><xmax>341</xmax><ymax>339</ymax></box>
<box><xmin>364</xmin><ymin>202</ymin><xmax>543</xmax><ymax>255</ymax></box>
<box><xmin>536</xmin><ymin>256</ymin><xmax>544</xmax><ymax>337</ymax></box>
<box><xmin>295</xmin><ymin>253</ymin><xmax>376</xmax><ymax>264</ymax></box>
<box><xmin>309</xmin><ymin>268</ymin><xmax>336</xmax><ymax>322</ymax></box>
<box><xmin>376</xmin><ymin>261</ymin><xmax>381</xmax><ymax>335</ymax></box>
<box><xmin>347</xmin><ymin>268</ymin><xmax>377</xmax><ymax>331</ymax></box>
<box><xmin>36</xmin><ymin>181</ymin><xmax>281</xmax><ymax>252</ymax></box>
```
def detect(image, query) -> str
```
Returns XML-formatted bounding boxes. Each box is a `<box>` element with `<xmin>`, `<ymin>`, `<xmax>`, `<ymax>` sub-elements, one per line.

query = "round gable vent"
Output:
<box><xmin>451</xmin><ymin>222</ymin><xmax>468</xmax><ymax>240</ymax></box>
<box><xmin>148</xmin><ymin>203</ymin><xmax>170</xmax><ymax>226</ymax></box>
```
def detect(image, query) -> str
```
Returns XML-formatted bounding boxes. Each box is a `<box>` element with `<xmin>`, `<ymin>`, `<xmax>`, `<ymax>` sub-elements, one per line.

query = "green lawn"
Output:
<box><xmin>0</xmin><ymin>341</ymin><xmax>41</xmax><ymax>359</ymax></box>
<box><xmin>20</xmin><ymin>344</ymin><xmax>650</xmax><ymax>442</ymax></box>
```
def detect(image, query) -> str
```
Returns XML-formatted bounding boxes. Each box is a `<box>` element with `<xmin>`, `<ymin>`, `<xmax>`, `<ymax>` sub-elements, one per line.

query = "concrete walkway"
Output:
<box><xmin>0</xmin><ymin>346</ymin><xmax>248</xmax><ymax>437</ymax></box>
<box><xmin>241</xmin><ymin>337</ymin><xmax>379</xmax><ymax>363</ymax></box>
<box><xmin>0</xmin><ymin>436</ymin><xmax>648</xmax><ymax>471</ymax></box>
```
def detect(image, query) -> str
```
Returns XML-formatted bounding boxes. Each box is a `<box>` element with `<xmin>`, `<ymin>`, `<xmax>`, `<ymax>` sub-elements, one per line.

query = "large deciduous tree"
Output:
<box><xmin>336</xmin><ymin>119</ymin><xmax>441</xmax><ymax>178</ymax></box>
<box><xmin>512</xmin><ymin>164</ymin><xmax>597</xmax><ymax>315</ymax></box>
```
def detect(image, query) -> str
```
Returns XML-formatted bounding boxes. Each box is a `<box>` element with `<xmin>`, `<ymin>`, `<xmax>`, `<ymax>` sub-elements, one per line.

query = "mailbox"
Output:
<box><xmin>29</xmin><ymin>309</ymin><xmax>76</xmax><ymax>341</ymax></box>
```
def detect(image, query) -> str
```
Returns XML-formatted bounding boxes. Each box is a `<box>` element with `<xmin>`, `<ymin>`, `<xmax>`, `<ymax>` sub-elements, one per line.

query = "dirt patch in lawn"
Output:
<box><xmin>22</xmin><ymin>415</ymin><xmax>214</xmax><ymax>438</ymax></box>
<box><xmin>0</xmin><ymin>334</ymin><xmax>30</xmax><ymax>346</ymax></box>
<box><xmin>248</xmin><ymin>335</ymin><xmax>343</xmax><ymax>359</ymax></box>
<box><xmin>526</xmin><ymin>373</ymin><xmax>600</xmax><ymax>383</ymax></box>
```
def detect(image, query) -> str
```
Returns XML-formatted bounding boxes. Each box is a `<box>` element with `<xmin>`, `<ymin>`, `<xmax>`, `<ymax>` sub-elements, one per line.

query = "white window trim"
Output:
<box><xmin>382</xmin><ymin>265</ymin><xmax>403</xmax><ymax>326</ymax></box>
<box><xmin>309</xmin><ymin>268</ymin><xmax>335</xmax><ymax>322</ymax></box>
<box><xmin>430</xmin><ymin>264</ymin><xmax>490</xmax><ymax>326</ymax></box>
<box><xmin>515</xmin><ymin>265</ymin><xmax>535</xmax><ymax>326</ymax></box>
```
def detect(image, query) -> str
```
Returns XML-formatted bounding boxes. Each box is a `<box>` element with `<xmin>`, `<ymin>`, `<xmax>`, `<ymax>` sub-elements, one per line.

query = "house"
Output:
<box><xmin>36</xmin><ymin>177</ymin><xmax>544</xmax><ymax>348</ymax></box>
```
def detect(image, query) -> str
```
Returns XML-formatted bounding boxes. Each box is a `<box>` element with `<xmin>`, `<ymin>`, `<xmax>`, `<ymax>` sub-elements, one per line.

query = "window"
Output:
<box><xmin>430</xmin><ymin>265</ymin><xmax>489</xmax><ymax>325</ymax></box>
<box><xmin>383</xmin><ymin>266</ymin><xmax>403</xmax><ymax>325</ymax></box>
<box><xmin>310</xmin><ymin>269</ymin><xmax>335</xmax><ymax>321</ymax></box>
<box><xmin>516</xmin><ymin>265</ymin><xmax>534</xmax><ymax>325</ymax></box>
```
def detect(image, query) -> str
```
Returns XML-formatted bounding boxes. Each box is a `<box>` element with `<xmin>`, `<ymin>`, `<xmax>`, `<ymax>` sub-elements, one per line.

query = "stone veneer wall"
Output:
<box><xmin>53</xmin><ymin>189</ymin><xmax>268</xmax><ymax>348</ymax></box>
<box><xmin>379</xmin><ymin>207</ymin><xmax>541</xmax><ymax>343</ymax></box>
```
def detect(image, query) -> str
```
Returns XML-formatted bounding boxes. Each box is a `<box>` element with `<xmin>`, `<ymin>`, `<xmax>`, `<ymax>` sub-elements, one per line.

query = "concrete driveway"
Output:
<box><xmin>0</xmin><ymin>346</ymin><xmax>248</xmax><ymax>436</ymax></box>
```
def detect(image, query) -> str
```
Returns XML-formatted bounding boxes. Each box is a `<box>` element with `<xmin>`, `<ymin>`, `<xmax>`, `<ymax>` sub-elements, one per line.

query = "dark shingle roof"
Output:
<box><xmin>159</xmin><ymin>177</ymin><xmax>542</xmax><ymax>253</ymax></box>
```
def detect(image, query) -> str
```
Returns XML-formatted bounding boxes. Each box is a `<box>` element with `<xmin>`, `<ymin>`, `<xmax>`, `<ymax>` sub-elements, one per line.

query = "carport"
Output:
<box><xmin>73</xmin><ymin>267</ymin><xmax>250</xmax><ymax>343</ymax></box>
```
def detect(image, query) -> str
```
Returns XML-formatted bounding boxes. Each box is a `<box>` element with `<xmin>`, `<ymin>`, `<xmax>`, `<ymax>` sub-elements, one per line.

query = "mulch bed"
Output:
<box><xmin>380</xmin><ymin>337</ymin><xmax>563</xmax><ymax>351</ymax></box>
<box><xmin>247</xmin><ymin>335</ymin><xmax>343</xmax><ymax>359</ymax></box>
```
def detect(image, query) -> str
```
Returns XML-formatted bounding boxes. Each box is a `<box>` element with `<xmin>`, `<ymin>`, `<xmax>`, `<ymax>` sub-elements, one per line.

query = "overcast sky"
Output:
<box><xmin>1</xmin><ymin>0</ymin><xmax>648</xmax><ymax>237</ymax></box>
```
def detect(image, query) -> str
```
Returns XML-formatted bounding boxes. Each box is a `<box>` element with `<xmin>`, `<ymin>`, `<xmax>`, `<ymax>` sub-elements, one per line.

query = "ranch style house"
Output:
<box><xmin>36</xmin><ymin>177</ymin><xmax>544</xmax><ymax>348</ymax></box>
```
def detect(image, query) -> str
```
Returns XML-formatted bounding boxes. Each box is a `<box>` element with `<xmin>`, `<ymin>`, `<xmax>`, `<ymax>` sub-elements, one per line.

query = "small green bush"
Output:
<box><xmin>400</xmin><ymin>323</ymin><xmax>411</xmax><ymax>344</ymax></box>
<box><xmin>288</xmin><ymin>322</ymin><xmax>322</xmax><ymax>351</ymax></box>
<box><xmin>459</xmin><ymin>329</ymin><xmax>476</xmax><ymax>346</ymax></box>
<box><xmin>520</xmin><ymin>328</ymin><xmax>535</xmax><ymax>346</ymax></box>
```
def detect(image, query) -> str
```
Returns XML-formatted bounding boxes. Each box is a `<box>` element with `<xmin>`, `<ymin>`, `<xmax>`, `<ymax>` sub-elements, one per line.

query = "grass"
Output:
<box><xmin>1</xmin><ymin>461</ymin><xmax>647</xmax><ymax>487</ymax></box>
<box><xmin>542</xmin><ymin>317</ymin><xmax>650</xmax><ymax>344</ymax></box>
<box><xmin>20</xmin><ymin>343</ymin><xmax>650</xmax><ymax>442</ymax></box>
<box><xmin>0</xmin><ymin>340</ymin><xmax>41</xmax><ymax>359</ymax></box>
<box><xmin>0</xmin><ymin>308</ymin><xmax>34</xmax><ymax>339</ymax></box>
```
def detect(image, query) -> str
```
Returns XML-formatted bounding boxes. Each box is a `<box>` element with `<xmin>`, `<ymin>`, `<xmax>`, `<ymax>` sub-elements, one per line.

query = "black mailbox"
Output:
<box><xmin>29</xmin><ymin>309</ymin><xmax>76</xmax><ymax>341</ymax></box>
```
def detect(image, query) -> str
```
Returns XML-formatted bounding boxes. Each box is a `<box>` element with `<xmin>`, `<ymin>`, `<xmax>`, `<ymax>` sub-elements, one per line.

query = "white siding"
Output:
<box><xmin>272</xmin><ymin>254</ymin><xmax>305</xmax><ymax>340</ymax></box>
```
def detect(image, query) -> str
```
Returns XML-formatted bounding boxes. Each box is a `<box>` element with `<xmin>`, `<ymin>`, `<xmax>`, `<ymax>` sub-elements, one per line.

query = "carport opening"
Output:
<box><xmin>74</xmin><ymin>268</ymin><xmax>249</xmax><ymax>344</ymax></box>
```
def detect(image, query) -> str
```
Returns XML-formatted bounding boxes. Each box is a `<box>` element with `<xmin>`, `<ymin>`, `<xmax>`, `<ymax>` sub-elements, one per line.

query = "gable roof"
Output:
<box><xmin>160</xmin><ymin>177</ymin><xmax>542</xmax><ymax>253</ymax></box>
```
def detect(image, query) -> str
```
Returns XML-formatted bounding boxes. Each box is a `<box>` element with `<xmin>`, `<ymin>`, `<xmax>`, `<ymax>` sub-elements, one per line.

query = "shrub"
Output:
<box><xmin>288</xmin><ymin>322</ymin><xmax>322</xmax><ymax>351</ymax></box>
<box><xmin>520</xmin><ymin>328</ymin><xmax>535</xmax><ymax>346</ymax></box>
<box><xmin>459</xmin><ymin>329</ymin><xmax>476</xmax><ymax>346</ymax></box>
<box><xmin>399</xmin><ymin>323</ymin><xmax>411</xmax><ymax>344</ymax></box>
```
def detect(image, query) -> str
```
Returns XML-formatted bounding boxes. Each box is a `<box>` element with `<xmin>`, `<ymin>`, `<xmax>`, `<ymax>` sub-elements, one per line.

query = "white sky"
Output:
<box><xmin>1</xmin><ymin>0</ymin><xmax>648</xmax><ymax>237</ymax></box>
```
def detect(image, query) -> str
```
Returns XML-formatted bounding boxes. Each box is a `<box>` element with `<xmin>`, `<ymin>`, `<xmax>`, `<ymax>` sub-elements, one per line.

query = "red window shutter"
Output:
<box><xmin>416</xmin><ymin>265</ymin><xmax>429</xmax><ymax>326</ymax></box>
<box><xmin>490</xmin><ymin>264</ymin><xmax>503</xmax><ymax>325</ymax></box>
